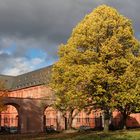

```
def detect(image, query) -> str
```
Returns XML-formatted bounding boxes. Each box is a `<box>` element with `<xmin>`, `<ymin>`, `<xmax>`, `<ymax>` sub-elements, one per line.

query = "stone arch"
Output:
<box><xmin>3</xmin><ymin>102</ymin><xmax>20</xmax><ymax>112</ymax></box>
<box><xmin>1</xmin><ymin>103</ymin><xmax>20</xmax><ymax>133</ymax></box>
<box><xmin>2</xmin><ymin>97</ymin><xmax>53</xmax><ymax>133</ymax></box>
<box><xmin>43</xmin><ymin>105</ymin><xmax>58</xmax><ymax>131</ymax></box>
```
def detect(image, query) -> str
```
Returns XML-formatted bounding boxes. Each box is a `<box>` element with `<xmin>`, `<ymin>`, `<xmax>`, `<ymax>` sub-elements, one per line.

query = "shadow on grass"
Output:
<box><xmin>0</xmin><ymin>130</ymin><xmax>140</xmax><ymax>140</ymax></box>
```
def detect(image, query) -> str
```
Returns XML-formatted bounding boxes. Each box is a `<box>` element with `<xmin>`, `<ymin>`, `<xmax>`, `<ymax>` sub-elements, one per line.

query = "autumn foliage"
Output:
<box><xmin>51</xmin><ymin>5</ymin><xmax>140</xmax><ymax>130</ymax></box>
<box><xmin>0</xmin><ymin>80</ymin><xmax>8</xmax><ymax>112</ymax></box>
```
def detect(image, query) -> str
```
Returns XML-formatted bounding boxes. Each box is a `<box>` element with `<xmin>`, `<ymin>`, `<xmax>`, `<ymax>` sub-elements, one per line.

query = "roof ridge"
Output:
<box><xmin>0</xmin><ymin>74</ymin><xmax>15</xmax><ymax>77</ymax></box>
<box><xmin>16</xmin><ymin>65</ymin><xmax>53</xmax><ymax>77</ymax></box>
<box><xmin>0</xmin><ymin>65</ymin><xmax>53</xmax><ymax>91</ymax></box>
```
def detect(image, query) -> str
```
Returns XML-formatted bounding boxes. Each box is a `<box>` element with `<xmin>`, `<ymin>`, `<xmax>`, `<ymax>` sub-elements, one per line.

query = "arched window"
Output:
<box><xmin>0</xmin><ymin>105</ymin><xmax>18</xmax><ymax>128</ymax></box>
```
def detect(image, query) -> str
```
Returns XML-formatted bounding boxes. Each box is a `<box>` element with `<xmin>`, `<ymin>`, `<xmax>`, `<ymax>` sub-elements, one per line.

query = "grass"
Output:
<box><xmin>44</xmin><ymin>130</ymin><xmax>140</xmax><ymax>140</ymax></box>
<box><xmin>1</xmin><ymin>129</ymin><xmax>140</xmax><ymax>140</ymax></box>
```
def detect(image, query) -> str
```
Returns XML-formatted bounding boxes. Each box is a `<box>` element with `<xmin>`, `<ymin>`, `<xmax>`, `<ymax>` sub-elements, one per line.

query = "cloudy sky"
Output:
<box><xmin>0</xmin><ymin>0</ymin><xmax>139</xmax><ymax>76</ymax></box>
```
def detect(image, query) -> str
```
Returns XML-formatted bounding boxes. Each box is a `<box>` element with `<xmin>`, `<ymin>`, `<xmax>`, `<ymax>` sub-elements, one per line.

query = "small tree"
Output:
<box><xmin>51</xmin><ymin>5</ymin><xmax>140</xmax><ymax>131</ymax></box>
<box><xmin>51</xmin><ymin>64</ymin><xmax>89</xmax><ymax>130</ymax></box>
<box><xmin>0</xmin><ymin>80</ymin><xmax>8</xmax><ymax>112</ymax></box>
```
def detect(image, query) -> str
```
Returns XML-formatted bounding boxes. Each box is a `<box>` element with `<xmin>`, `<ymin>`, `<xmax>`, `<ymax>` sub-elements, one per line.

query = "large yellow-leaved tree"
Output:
<box><xmin>51</xmin><ymin>5</ymin><xmax>140</xmax><ymax>131</ymax></box>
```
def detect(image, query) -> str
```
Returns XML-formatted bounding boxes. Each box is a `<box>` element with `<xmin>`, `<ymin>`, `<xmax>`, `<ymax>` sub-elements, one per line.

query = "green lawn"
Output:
<box><xmin>44</xmin><ymin>130</ymin><xmax>140</xmax><ymax>140</ymax></box>
<box><xmin>1</xmin><ymin>130</ymin><xmax>140</xmax><ymax>140</ymax></box>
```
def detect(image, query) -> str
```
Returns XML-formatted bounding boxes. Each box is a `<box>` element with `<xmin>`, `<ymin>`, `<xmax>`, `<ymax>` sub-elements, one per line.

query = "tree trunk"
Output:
<box><xmin>103</xmin><ymin>110</ymin><xmax>110</xmax><ymax>132</ymax></box>
<box><xmin>64</xmin><ymin>117</ymin><xmax>67</xmax><ymax>130</ymax></box>
<box><xmin>104</xmin><ymin>118</ymin><xmax>109</xmax><ymax>132</ymax></box>
<box><xmin>67</xmin><ymin>112</ymin><xmax>73</xmax><ymax>130</ymax></box>
<box><xmin>122</xmin><ymin>112</ymin><xmax>127</xmax><ymax>130</ymax></box>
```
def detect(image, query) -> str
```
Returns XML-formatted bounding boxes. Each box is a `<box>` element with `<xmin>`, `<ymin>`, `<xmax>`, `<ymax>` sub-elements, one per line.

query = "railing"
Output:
<box><xmin>44</xmin><ymin>116</ymin><xmax>103</xmax><ymax>131</ymax></box>
<box><xmin>44</xmin><ymin>116</ymin><xmax>140</xmax><ymax>131</ymax></box>
<box><xmin>0</xmin><ymin>118</ymin><xmax>18</xmax><ymax>127</ymax></box>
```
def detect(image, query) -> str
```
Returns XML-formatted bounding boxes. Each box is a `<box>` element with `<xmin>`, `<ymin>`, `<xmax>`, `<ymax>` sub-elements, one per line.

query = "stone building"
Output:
<box><xmin>0</xmin><ymin>65</ymin><xmax>140</xmax><ymax>133</ymax></box>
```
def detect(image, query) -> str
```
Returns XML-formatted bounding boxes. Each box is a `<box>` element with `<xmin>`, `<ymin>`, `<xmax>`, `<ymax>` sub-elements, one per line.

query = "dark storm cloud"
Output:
<box><xmin>0</xmin><ymin>0</ymin><xmax>138</xmax><ymax>42</ymax></box>
<box><xmin>0</xmin><ymin>52</ymin><xmax>12</xmax><ymax>72</ymax></box>
<box><xmin>0</xmin><ymin>0</ymin><xmax>139</xmax><ymax>75</ymax></box>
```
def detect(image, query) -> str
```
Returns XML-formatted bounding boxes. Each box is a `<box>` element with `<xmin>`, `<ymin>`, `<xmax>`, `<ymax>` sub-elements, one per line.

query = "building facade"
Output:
<box><xmin>0</xmin><ymin>65</ymin><xmax>140</xmax><ymax>132</ymax></box>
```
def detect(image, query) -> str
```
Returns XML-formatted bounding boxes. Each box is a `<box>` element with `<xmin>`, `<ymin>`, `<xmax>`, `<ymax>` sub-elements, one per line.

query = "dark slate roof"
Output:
<box><xmin>0</xmin><ymin>75</ymin><xmax>15</xmax><ymax>89</ymax></box>
<box><xmin>0</xmin><ymin>65</ymin><xmax>52</xmax><ymax>91</ymax></box>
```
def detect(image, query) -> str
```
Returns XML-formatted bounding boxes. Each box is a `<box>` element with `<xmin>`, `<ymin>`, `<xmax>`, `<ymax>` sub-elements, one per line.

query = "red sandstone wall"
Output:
<box><xmin>112</xmin><ymin>110</ymin><xmax>140</xmax><ymax>128</ymax></box>
<box><xmin>8</xmin><ymin>85</ymin><xmax>52</xmax><ymax>99</ymax></box>
<box><xmin>1</xmin><ymin>85</ymin><xmax>52</xmax><ymax>127</ymax></box>
<box><xmin>1</xmin><ymin>85</ymin><xmax>140</xmax><ymax>129</ymax></box>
